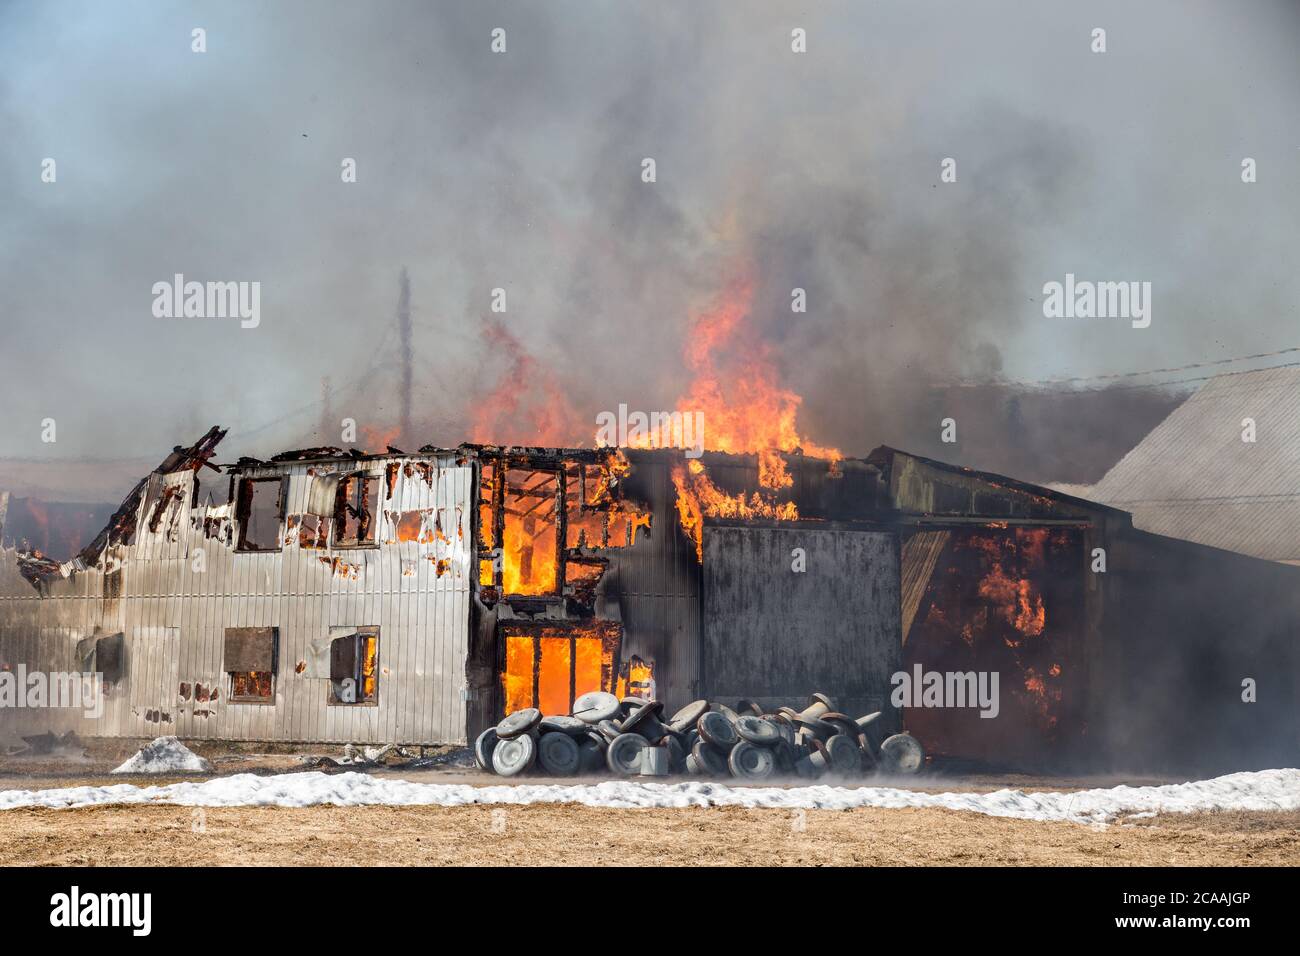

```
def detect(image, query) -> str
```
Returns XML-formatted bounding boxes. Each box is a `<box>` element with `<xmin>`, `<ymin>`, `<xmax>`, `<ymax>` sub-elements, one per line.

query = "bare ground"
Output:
<box><xmin>1</xmin><ymin>803</ymin><xmax>1296</xmax><ymax>867</ymax></box>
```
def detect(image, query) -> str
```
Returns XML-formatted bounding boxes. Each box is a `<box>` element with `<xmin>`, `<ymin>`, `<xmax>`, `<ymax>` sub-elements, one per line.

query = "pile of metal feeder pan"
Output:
<box><xmin>475</xmin><ymin>692</ymin><xmax>926</xmax><ymax>781</ymax></box>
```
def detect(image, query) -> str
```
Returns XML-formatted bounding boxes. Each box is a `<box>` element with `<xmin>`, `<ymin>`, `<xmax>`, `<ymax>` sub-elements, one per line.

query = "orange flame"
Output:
<box><xmin>360</xmin><ymin>633</ymin><xmax>378</xmax><ymax>700</ymax></box>
<box><xmin>501</xmin><ymin>624</ymin><xmax>619</xmax><ymax>716</ymax></box>
<box><xmin>615</xmin><ymin>655</ymin><xmax>655</xmax><ymax>700</ymax></box>
<box><xmin>677</xmin><ymin>275</ymin><xmax>839</xmax><ymax>466</ymax></box>
<box><xmin>484</xmin><ymin>453</ymin><xmax>636</xmax><ymax>596</ymax></box>
<box><xmin>972</xmin><ymin>529</ymin><xmax>1060</xmax><ymax>730</ymax></box>
<box><xmin>499</xmin><ymin>467</ymin><xmax>559</xmax><ymax>595</ymax></box>
<box><xmin>471</xmin><ymin>318</ymin><xmax>585</xmax><ymax>447</ymax></box>
<box><xmin>1021</xmin><ymin>665</ymin><xmax>1061</xmax><ymax>727</ymax></box>
<box><xmin>655</xmin><ymin>273</ymin><xmax>839</xmax><ymax>558</ymax></box>
<box><xmin>672</xmin><ymin>459</ymin><xmax>798</xmax><ymax>560</ymax></box>
<box><xmin>977</xmin><ymin>564</ymin><xmax>1047</xmax><ymax>644</ymax></box>
<box><xmin>360</xmin><ymin>424</ymin><xmax>401</xmax><ymax>452</ymax></box>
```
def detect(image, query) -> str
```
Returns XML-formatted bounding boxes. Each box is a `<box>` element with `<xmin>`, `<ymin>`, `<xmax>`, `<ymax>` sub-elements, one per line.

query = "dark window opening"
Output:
<box><xmin>333</xmin><ymin>474</ymin><xmax>378</xmax><ymax>548</ymax></box>
<box><xmin>224</xmin><ymin>627</ymin><xmax>277</xmax><ymax>703</ymax></box>
<box><xmin>329</xmin><ymin>627</ymin><xmax>378</xmax><ymax>704</ymax></box>
<box><xmin>235</xmin><ymin>477</ymin><xmax>285</xmax><ymax>552</ymax></box>
<box><xmin>94</xmin><ymin>632</ymin><xmax>124</xmax><ymax>685</ymax></box>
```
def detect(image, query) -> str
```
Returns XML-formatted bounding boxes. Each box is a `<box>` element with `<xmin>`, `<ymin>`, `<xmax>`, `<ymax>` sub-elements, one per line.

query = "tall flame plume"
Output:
<box><xmin>658</xmin><ymin>273</ymin><xmax>840</xmax><ymax>558</ymax></box>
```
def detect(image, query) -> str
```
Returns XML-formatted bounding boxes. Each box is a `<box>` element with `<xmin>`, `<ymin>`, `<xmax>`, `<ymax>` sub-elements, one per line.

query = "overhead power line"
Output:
<box><xmin>949</xmin><ymin>345</ymin><xmax>1300</xmax><ymax>391</ymax></box>
<box><xmin>1085</xmin><ymin>359</ymin><xmax>1300</xmax><ymax>392</ymax></box>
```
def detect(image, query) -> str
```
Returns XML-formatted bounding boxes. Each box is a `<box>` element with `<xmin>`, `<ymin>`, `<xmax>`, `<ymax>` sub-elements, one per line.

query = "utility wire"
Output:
<box><xmin>1019</xmin><ymin>344</ymin><xmax>1300</xmax><ymax>385</ymax></box>
<box><xmin>948</xmin><ymin>346</ymin><xmax>1300</xmax><ymax>391</ymax></box>
<box><xmin>1067</xmin><ymin>359</ymin><xmax>1300</xmax><ymax>393</ymax></box>
<box><xmin>225</xmin><ymin>321</ymin><xmax>400</xmax><ymax>441</ymax></box>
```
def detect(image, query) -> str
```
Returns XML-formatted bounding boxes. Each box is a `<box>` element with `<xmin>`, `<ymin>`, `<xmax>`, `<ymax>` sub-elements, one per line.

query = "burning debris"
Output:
<box><xmin>474</xmin><ymin>691</ymin><xmax>925</xmax><ymax>781</ymax></box>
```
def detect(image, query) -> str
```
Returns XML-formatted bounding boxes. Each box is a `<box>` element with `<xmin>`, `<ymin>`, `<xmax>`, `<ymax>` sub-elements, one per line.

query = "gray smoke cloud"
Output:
<box><xmin>2</xmin><ymin>0</ymin><xmax>1297</xmax><ymax>501</ymax></box>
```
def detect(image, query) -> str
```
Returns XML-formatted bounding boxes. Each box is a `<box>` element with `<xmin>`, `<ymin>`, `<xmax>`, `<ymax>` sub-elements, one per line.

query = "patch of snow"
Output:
<box><xmin>110</xmin><ymin>736</ymin><xmax>213</xmax><ymax>775</ymax></box>
<box><xmin>6</xmin><ymin>767</ymin><xmax>1298</xmax><ymax>823</ymax></box>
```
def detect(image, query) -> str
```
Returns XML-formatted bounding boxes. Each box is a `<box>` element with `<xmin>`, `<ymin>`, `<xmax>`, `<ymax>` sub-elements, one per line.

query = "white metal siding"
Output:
<box><xmin>0</xmin><ymin>455</ymin><xmax>473</xmax><ymax>746</ymax></box>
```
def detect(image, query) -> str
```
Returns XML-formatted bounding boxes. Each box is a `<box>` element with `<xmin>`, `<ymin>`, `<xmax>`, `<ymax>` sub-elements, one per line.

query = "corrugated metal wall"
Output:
<box><xmin>701</xmin><ymin>524</ymin><xmax>900</xmax><ymax>721</ymax></box>
<box><xmin>0</xmin><ymin>455</ymin><xmax>473</xmax><ymax>746</ymax></box>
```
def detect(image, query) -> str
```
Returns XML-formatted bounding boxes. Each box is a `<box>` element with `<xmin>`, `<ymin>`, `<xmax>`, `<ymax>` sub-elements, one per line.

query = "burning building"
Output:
<box><xmin>1</xmin><ymin>424</ymin><xmax>1297</xmax><ymax>775</ymax></box>
<box><xmin>0</xmin><ymin>395</ymin><xmax>1294</xmax><ymax>780</ymax></box>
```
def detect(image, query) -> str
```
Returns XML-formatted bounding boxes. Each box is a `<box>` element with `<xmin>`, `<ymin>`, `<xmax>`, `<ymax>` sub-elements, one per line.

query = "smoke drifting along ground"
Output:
<box><xmin>2</xmin><ymin>1</ymin><xmax>1297</xmax><ymax>498</ymax></box>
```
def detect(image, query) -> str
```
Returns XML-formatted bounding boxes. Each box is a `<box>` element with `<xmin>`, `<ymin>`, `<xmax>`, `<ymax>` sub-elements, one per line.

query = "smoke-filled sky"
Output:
<box><xmin>2</xmin><ymin>0</ymin><xmax>1298</xmax><ymax>498</ymax></box>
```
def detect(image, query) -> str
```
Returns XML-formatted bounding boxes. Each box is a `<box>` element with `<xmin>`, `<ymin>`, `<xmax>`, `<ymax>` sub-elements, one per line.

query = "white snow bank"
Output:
<box><xmin>6</xmin><ymin>767</ymin><xmax>1299</xmax><ymax>823</ymax></box>
<box><xmin>111</xmin><ymin>736</ymin><xmax>213</xmax><ymax>775</ymax></box>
